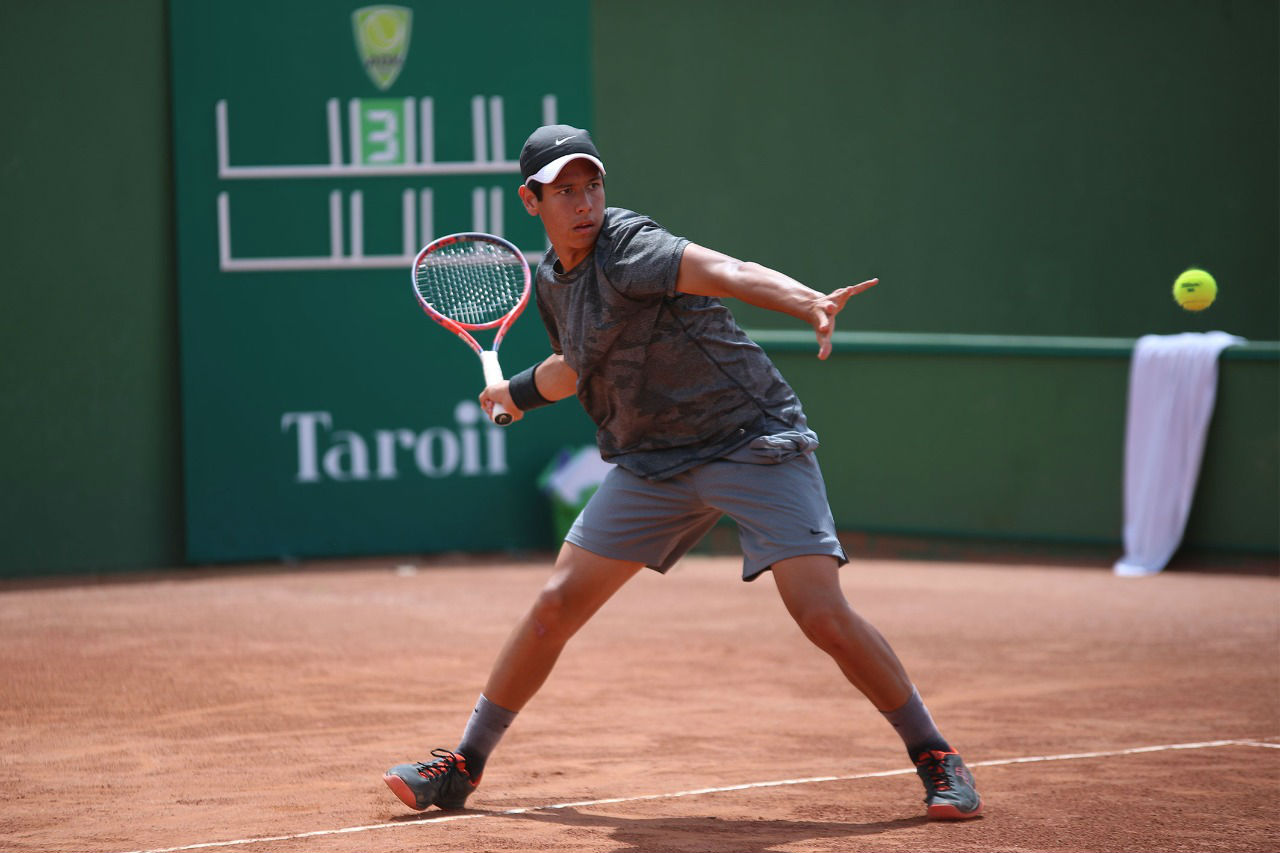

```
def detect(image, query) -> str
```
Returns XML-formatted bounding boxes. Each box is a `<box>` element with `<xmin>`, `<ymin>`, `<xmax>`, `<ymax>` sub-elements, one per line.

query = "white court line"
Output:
<box><xmin>117</xmin><ymin>738</ymin><xmax>1277</xmax><ymax>853</ymax></box>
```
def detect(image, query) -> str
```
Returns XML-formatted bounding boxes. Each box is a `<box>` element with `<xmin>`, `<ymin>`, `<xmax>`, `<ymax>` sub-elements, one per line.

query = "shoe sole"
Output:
<box><xmin>383</xmin><ymin>773</ymin><xmax>427</xmax><ymax>811</ymax></box>
<box><xmin>928</xmin><ymin>801</ymin><xmax>983</xmax><ymax>820</ymax></box>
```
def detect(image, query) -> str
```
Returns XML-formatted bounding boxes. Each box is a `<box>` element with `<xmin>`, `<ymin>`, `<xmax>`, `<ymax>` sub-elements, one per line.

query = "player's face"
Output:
<box><xmin>521</xmin><ymin>158</ymin><xmax>605</xmax><ymax>268</ymax></box>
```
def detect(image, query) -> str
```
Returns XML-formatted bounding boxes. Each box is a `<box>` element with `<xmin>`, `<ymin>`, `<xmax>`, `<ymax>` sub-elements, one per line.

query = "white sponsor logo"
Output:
<box><xmin>554</xmin><ymin>135</ymin><xmax>577</xmax><ymax>145</ymax></box>
<box><xmin>281</xmin><ymin>400</ymin><xmax>507</xmax><ymax>483</ymax></box>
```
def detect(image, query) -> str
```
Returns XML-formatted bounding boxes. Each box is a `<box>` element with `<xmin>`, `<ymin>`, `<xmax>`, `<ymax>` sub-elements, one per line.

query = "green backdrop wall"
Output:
<box><xmin>589</xmin><ymin>0</ymin><xmax>1279</xmax><ymax>558</ymax></box>
<box><xmin>593</xmin><ymin>0</ymin><xmax>1278</xmax><ymax>340</ymax></box>
<box><xmin>1</xmin><ymin>1</ymin><xmax>182</xmax><ymax>575</ymax></box>
<box><xmin>169</xmin><ymin>0</ymin><xmax>595</xmax><ymax>563</ymax></box>
<box><xmin>1</xmin><ymin>0</ymin><xmax>1276</xmax><ymax>577</ymax></box>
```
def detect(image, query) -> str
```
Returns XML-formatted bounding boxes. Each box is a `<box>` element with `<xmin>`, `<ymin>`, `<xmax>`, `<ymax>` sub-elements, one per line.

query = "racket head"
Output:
<box><xmin>411</xmin><ymin>232</ymin><xmax>532</xmax><ymax>335</ymax></box>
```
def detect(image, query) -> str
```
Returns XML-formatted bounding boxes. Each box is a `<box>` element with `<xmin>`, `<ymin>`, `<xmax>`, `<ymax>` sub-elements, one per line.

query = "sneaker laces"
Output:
<box><xmin>916</xmin><ymin>750</ymin><xmax>956</xmax><ymax>792</ymax></box>
<box><xmin>415</xmin><ymin>748</ymin><xmax>469</xmax><ymax>781</ymax></box>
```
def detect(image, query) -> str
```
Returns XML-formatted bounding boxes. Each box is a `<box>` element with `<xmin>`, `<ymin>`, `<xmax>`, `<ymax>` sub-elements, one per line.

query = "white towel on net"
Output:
<box><xmin>1114</xmin><ymin>331</ymin><xmax>1246</xmax><ymax>577</ymax></box>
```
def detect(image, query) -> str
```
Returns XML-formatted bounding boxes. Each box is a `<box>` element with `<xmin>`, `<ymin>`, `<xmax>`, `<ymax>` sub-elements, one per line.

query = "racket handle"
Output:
<box><xmin>479</xmin><ymin>350</ymin><xmax>512</xmax><ymax>425</ymax></box>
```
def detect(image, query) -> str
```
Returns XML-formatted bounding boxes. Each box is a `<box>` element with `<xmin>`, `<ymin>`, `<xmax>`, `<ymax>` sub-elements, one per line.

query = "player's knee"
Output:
<box><xmin>527</xmin><ymin>585</ymin><xmax>580</xmax><ymax>642</ymax></box>
<box><xmin>793</xmin><ymin>605</ymin><xmax>851</xmax><ymax>654</ymax></box>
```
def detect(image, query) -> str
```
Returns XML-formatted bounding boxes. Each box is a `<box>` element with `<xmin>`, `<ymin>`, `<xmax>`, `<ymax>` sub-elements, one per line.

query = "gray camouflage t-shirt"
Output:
<box><xmin>535</xmin><ymin>207</ymin><xmax>815</xmax><ymax>480</ymax></box>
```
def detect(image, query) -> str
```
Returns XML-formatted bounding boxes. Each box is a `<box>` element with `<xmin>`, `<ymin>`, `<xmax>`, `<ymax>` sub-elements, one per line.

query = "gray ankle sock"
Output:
<box><xmin>881</xmin><ymin>686</ymin><xmax>950</xmax><ymax>759</ymax></box>
<box><xmin>456</xmin><ymin>694</ymin><xmax>518</xmax><ymax>776</ymax></box>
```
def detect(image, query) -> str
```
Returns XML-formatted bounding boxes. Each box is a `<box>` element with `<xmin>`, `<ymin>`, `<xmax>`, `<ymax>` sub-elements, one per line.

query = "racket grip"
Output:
<box><xmin>479</xmin><ymin>350</ymin><xmax>512</xmax><ymax>425</ymax></box>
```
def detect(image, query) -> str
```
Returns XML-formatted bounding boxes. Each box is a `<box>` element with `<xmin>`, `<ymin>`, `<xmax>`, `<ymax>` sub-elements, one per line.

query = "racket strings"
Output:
<box><xmin>415</xmin><ymin>240</ymin><xmax>526</xmax><ymax>326</ymax></box>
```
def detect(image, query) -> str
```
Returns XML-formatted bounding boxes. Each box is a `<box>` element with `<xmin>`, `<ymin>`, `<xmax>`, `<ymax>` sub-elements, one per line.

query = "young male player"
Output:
<box><xmin>384</xmin><ymin>125</ymin><xmax>983</xmax><ymax>820</ymax></box>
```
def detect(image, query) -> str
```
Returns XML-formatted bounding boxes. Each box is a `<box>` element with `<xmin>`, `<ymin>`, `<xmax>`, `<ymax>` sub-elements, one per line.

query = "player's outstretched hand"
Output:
<box><xmin>811</xmin><ymin>278</ymin><xmax>877</xmax><ymax>360</ymax></box>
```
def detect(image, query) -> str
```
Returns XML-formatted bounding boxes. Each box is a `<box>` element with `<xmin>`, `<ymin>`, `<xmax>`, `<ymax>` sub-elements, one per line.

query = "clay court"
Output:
<box><xmin>1</xmin><ymin>552</ymin><xmax>1276</xmax><ymax>853</ymax></box>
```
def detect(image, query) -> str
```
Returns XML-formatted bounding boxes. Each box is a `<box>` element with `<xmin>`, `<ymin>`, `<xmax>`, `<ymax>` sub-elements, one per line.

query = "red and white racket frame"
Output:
<box><xmin>410</xmin><ymin>232</ymin><xmax>532</xmax><ymax>425</ymax></box>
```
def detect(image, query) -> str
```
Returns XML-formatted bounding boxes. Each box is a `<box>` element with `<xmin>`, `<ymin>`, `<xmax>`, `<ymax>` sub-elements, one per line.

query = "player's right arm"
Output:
<box><xmin>675</xmin><ymin>243</ymin><xmax>875</xmax><ymax>360</ymax></box>
<box><xmin>479</xmin><ymin>354</ymin><xmax>577</xmax><ymax>423</ymax></box>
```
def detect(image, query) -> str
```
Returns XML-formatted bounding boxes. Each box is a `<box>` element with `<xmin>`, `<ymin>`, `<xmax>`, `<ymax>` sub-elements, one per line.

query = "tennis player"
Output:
<box><xmin>384</xmin><ymin>125</ymin><xmax>983</xmax><ymax>820</ymax></box>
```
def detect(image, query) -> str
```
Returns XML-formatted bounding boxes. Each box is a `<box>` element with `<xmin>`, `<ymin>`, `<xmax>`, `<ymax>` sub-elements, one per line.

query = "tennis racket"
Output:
<box><xmin>411</xmin><ymin>232</ymin><xmax>532</xmax><ymax>425</ymax></box>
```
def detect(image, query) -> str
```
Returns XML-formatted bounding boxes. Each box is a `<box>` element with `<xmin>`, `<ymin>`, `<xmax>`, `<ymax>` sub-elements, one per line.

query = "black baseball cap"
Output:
<box><xmin>519</xmin><ymin>124</ymin><xmax>607</xmax><ymax>186</ymax></box>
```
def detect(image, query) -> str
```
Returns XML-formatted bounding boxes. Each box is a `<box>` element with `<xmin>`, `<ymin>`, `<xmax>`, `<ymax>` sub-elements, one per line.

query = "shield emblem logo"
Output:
<box><xmin>352</xmin><ymin>6</ymin><xmax>412</xmax><ymax>91</ymax></box>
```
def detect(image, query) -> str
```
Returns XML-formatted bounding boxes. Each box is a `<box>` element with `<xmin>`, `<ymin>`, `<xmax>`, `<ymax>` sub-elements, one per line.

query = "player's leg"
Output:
<box><xmin>701</xmin><ymin>450</ymin><xmax>983</xmax><ymax>820</ymax></box>
<box><xmin>483</xmin><ymin>542</ymin><xmax>643</xmax><ymax>711</ymax></box>
<box><xmin>771</xmin><ymin>554</ymin><xmax>911</xmax><ymax>711</ymax></box>
<box><xmin>468</xmin><ymin>465</ymin><xmax>713</xmax><ymax>739</ymax></box>
<box><xmin>772</xmin><ymin>555</ymin><xmax>982</xmax><ymax>819</ymax></box>
<box><xmin>384</xmin><ymin>465</ymin><xmax>716</xmax><ymax>812</ymax></box>
<box><xmin>383</xmin><ymin>543</ymin><xmax>641</xmax><ymax>811</ymax></box>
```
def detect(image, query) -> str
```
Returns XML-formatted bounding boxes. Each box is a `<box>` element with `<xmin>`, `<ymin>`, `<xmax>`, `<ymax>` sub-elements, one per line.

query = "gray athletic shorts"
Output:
<box><xmin>565</xmin><ymin>449</ymin><xmax>847</xmax><ymax>582</ymax></box>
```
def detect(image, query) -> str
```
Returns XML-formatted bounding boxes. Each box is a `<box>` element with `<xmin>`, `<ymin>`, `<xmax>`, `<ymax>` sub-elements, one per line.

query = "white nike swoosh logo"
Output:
<box><xmin>554</xmin><ymin>136</ymin><xmax>577</xmax><ymax>145</ymax></box>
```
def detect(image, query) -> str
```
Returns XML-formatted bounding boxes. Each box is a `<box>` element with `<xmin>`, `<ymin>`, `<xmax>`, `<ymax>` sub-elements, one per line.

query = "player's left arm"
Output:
<box><xmin>674</xmin><ymin>243</ymin><xmax>875</xmax><ymax>360</ymax></box>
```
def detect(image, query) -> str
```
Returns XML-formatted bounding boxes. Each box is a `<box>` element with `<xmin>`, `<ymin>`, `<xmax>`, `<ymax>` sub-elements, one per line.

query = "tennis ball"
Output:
<box><xmin>1173</xmin><ymin>268</ymin><xmax>1217</xmax><ymax>312</ymax></box>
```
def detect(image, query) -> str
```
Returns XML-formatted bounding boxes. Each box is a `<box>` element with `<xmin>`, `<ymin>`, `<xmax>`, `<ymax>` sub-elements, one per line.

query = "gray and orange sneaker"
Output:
<box><xmin>383</xmin><ymin>749</ymin><xmax>480</xmax><ymax>811</ymax></box>
<box><xmin>914</xmin><ymin>749</ymin><xmax>983</xmax><ymax>819</ymax></box>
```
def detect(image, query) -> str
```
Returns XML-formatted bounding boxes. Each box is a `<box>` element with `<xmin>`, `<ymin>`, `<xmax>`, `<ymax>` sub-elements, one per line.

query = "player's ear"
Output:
<box><xmin>518</xmin><ymin>184</ymin><xmax>539</xmax><ymax>217</ymax></box>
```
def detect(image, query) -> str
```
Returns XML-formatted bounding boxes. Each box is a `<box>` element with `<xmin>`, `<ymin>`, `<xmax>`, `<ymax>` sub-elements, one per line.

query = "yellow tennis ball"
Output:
<box><xmin>1173</xmin><ymin>268</ymin><xmax>1217</xmax><ymax>312</ymax></box>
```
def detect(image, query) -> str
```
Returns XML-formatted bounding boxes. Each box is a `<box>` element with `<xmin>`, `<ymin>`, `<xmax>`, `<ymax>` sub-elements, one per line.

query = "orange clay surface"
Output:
<box><xmin>1</xmin><ymin>554</ymin><xmax>1277</xmax><ymax>853</ymax></box>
